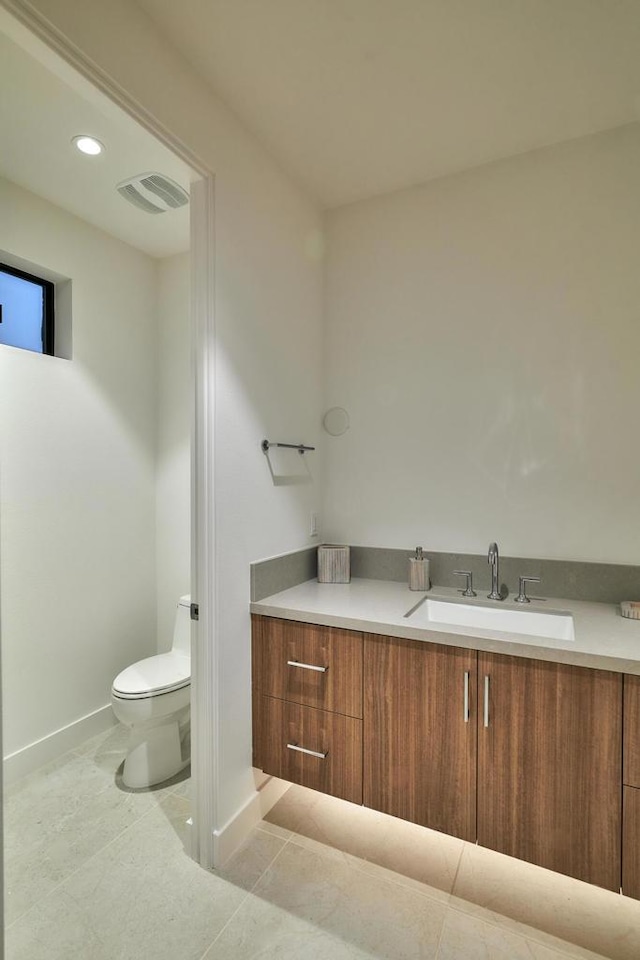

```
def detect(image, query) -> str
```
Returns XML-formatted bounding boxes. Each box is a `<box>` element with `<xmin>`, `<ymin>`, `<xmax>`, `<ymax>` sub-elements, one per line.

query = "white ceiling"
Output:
<box><xmin>138</xmin><ymin>0</ymin><xmax>640</xmax><ymax>207</ymax></box>
<box><xmin>0</xmin><ymin>21</ymin><xmax>193</xmax><ymax>258</ymax></box>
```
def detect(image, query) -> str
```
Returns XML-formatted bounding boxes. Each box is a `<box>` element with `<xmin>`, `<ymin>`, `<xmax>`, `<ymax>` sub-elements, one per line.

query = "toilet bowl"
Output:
<box><xmin>111</xmin><ymin>595</ymin><xmax>191</xmax><ymax>788</ymax></box>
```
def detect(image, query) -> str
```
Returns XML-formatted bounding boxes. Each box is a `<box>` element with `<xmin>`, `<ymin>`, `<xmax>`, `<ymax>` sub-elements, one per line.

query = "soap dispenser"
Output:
<box><xmin>409</xmin><ymin>547</ymin><xmax>430</xmax><ymax>591</ymax></box>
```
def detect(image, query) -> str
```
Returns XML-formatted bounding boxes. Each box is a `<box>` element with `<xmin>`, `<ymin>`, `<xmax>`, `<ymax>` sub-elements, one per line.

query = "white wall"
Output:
<box><xmin>18</xmin><ymin>0</ymin><xmax>325</xmax><ymax>829</ymax></box>
<box><xmin>0</xmin><ymin>176</ymin><xmax>158</xmax><ymax>760</ymax></box>
<box><xmin>156</xmin><ymin>252</ymin><xmax>190</xmax><ymax>651</ymax></box>
<box><xmin>324</xmin><ymin>125</ymin><xmax>640</xmax><ymax>564</ymax></box>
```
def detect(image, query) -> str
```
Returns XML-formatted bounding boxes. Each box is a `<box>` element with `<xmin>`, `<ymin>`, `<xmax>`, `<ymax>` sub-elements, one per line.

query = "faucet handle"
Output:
<box><xmin>515</xmin><ymin>576</ymin><xmax>541</xmax><ymax>604</ymax></box>
<box><xmin>453</xmin><ymin>570</ymin><xmax>477</xmax><ymax>598</ymax></box>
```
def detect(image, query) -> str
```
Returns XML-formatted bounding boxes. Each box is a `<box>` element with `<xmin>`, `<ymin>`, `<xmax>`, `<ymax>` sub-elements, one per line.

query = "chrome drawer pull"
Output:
<box><xmin>483</xmin><ymin>675</ymin><xmax>490</xmax><ymax>728</ymax></box>
<box><xmin>287</xmin><ymin>743</ymin><xmax>328</xmax><ymax>760</ymax></box>
<box><xmin>287</xmin><ymin>660</ymin><xmax>328</xmax><ymax>673</ymax></box>
<box><xmin>463</xmin><ymin>671</ymin><xmax>470</xmax><ymax>723</ymax></box>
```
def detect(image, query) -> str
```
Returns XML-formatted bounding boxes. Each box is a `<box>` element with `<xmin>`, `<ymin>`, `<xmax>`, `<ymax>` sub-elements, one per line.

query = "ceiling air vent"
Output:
<box><xmin>116</xmin><ymin>173</ymin><xmax>189</xmax><ymax>214</ymax></box>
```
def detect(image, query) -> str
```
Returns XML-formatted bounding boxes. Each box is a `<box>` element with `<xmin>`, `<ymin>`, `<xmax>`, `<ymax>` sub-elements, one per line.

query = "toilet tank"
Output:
<box><xmin>171</xmin><ymin>595</ymin><xmax>192</xmax><ymax>657</ymax></box>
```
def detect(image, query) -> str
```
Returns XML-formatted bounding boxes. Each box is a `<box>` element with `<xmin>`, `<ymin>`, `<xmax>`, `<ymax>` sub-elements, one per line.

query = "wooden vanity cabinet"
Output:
<box><xmin>478</xmin><ymin>653</ymin><xmax>622</xmax><ymax>891</ymax></box>
<box><xmin>622</xmin><ymin>675</ymin><xmax>640</xmax><ymax>899</ymax></box>
<box><xmin>253</xmin><ymin>616</ymin><xmax>364</xmax><ymax>804</ymax></box>
<box><xmin>253</xmin><ymin>615</ymin><xmax>624</xmax><ymax>893</ymax></box>
<box><xmin>363</xmin><ymin>634</ymin><xmax>477</xmax><ymax>842</ymax></box>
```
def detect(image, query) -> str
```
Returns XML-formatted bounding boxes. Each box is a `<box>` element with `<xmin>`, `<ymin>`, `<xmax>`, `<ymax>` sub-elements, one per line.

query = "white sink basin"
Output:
<box><xmin>407</xmin><ymin>598</ymin><xmax>575</xmax><ymax>641</ymax></box>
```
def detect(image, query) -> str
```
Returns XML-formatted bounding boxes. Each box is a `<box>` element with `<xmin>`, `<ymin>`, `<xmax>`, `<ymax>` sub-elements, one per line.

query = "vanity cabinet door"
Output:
<box><xmin>478</xmin><ymin>652</ymin><xmax>622</xmax><ymax>891</ymax></box>
<box><xmin>623</xmin><ymin>675</ymin><xmax>640</xmax><ymax>786</ymax></box>
<box><xmin>622</xmin><ymin>786</ymin><xmax>640</xmax><ymax>900</ymax></box>
<box><xmin>363</xmin><ymin>634</ymin><xmax>477</xmax><ymax>842</ymax></box>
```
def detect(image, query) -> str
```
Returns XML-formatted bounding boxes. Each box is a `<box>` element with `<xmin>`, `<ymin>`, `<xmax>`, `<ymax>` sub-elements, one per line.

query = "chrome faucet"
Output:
<box><xmin>487</xmin><ymin>542</ymin><xmax>503</xmax><ymax>600</ymax></box>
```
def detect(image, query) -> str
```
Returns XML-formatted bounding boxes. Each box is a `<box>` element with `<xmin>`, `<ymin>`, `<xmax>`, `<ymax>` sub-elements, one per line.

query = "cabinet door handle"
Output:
<box><xmin>463</xmin><ymin>671</ymin><xmax>470</xmax><ymax>723</ymax></box>
<box><xmin>287</xmin><ymin>660</ymin><xmax>328</xmax><ymax>673</ymax></box>
<box><xmin>483</xmin><ymin>675</ymin><xmax>490</xmax><ymax>728</ymax></box>
<box><xmin>287</xmin><ymin>743</ymin><xmax>328</xmax><ymax>760</ymax></box>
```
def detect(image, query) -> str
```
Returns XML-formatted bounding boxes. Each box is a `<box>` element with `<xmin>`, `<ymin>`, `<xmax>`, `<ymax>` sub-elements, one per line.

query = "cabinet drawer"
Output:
<box><xmin>623</xmin><ymin>786</ymin><xmax>640</xmax><ymax>900</ymax></box>
<box><xmin>624</xmin><ymin>675</ymin><xmax>640</xmax><ymax>786</ymax></box>
<box><xmin>259</xmin><ymin>617</ymin><xmax>363</xmax><ymax>718</ymax></box>
<box><xmin>261</xmin><ymin>696</ymin><xmax>363</xmax><ymax>804</ymax></box>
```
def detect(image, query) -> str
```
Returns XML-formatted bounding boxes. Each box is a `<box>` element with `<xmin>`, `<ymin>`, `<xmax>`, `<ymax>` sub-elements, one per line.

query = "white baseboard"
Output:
<box><xmin>3</xmin><ymin>703</ymin><xmax>117</xmax><ymax>785</ymax></box>
<box><xmin>212</xmin><ymin>774</ymin><xmax>291</xmax><ymax>867</ymax></box>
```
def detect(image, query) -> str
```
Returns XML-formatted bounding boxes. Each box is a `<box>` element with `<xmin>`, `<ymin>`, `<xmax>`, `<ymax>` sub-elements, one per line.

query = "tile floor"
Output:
<box><xmin>3</xmin><ymin>726</ymin><xmax>639</xmax><ymax>959</ymax></box>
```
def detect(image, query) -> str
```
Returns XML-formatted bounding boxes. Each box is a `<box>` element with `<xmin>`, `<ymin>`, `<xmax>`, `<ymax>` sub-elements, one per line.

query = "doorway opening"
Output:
<box><xmin>0</xmin><ymin>6</ymin><xmax>216</xmax><ymax>940</ymax></box>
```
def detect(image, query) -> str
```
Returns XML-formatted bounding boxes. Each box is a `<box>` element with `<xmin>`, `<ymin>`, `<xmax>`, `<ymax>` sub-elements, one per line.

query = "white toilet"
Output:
<box><xmin>111</xmin><ymin>595</ymin><xmax>191</xmax><ymax>788</ymax></box>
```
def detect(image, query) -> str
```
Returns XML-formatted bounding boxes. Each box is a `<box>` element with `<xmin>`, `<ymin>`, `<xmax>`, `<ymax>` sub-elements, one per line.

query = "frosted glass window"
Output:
<box><xmin>0</xmin><ymin>263</ymin><xmax>54</xmax><ymax>355</ymax></box>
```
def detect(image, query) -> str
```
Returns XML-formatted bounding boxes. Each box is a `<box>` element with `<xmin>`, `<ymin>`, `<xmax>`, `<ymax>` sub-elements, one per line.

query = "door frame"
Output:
<box><xmin>0</xmin><ymin>0</ymin><xmax>219</xmax><ymax>869</ymax></box>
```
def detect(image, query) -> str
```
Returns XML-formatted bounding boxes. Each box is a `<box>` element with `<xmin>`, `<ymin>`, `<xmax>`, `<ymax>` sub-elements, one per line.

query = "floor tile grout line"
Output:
<box><xmin>448</xmin><ymin>838</ymin><xmax>467</xmax><ymax>897</ymax></box>
<box><xmin>282</xmin><ymin>824</ymin><xmax>597</xmax><ymax>960</ymax></box>
<box><xmin>201</xmin><ymin>829</ymin><xmax>457</xmax><ymax>960</ymax></box>
<box><xmin>194</xmin><ymin>888</ymin><xmax>253</xmax><ymax>960</ymax></box>
<box><xmin>9</xmin><ymin>754</ymin><xmax>624</xmax><ymax>960</ymax></box>
<box><xmin>255</xmin><ymin>822</ymin><xmax>293</xmax><ymax>842</ymax></box>
<box><xmin>442</xmin><ymin>898</ymin><xmax>605</xmax><ymax>960</ymax></box>
<box><xmin>281</xmin><ymin>826</ymin><xmax>457</xmax><ymax>909</ymax></box>
<box><xmin>6</xmin><ymin>747</ymin><xmax>112</xmax><ymax>797</ymax></box>
<box><xmin>256</xmin><ymin>810</ymin><xmax>621</xmax><ymax>960</ymax></box>
<box><xmin>5</xmin><ymin>790</ymin><xmax>188</xmax><ymax>930</ymax></box>
<box><xmin>7</xmin><ymin>726</ymin><xmax>188</xmax><ymax>928</ymax></box>
<box><xmin>5</xmin><ymin>798</ymin><xmax>162</xmax><ymax>929</ymax></box>
<box><xmin>447</xmin><ymin>841</ymin><xmax>616</xmax><ymax>960</ymax></box>
<box><xmin>433</xmin><ymin>901</ymin><xmax>593</xmax><ymax>960</ymax></box>
<box><xmin>433</xmin><ymin>901</ymin><xmax>450</xmax><ymax>960</ymax></box>
<box><xmin>433</xmin><ymin>839</ymin><xmax>486</xmax><ymax>960</ymax></box>
<box><xmin>244</xmin><ymin>831</ymin><xmax>294</xmax><ymax>896</ymax></box>
<box><xmin>195</xmin><ymin>834</ymin><xmax>295</xmax><ymax>960</ymax></box>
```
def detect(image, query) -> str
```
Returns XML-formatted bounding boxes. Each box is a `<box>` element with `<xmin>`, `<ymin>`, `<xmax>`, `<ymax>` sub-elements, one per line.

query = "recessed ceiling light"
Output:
<box><xmin>72</xmin><ymin>135</ymin><xmax>104</xmax><ymax>156</ymax></box>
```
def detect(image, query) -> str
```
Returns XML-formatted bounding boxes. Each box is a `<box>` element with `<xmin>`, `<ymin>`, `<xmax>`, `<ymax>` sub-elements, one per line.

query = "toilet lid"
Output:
<box><xmin>112</xmin><ymin>652</ymin><xmax>190</xmax><ymax>699</ymax></box>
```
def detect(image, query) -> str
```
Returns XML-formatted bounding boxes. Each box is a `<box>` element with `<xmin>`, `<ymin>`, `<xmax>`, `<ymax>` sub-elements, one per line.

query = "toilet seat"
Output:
<box><xmin>112</xmin><ymin>652</ymin><xmax>190</xmax><ymax>700</ymax></box>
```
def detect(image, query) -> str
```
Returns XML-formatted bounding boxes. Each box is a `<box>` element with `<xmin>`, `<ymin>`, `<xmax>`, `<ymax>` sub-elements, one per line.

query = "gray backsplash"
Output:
<box><xmin>251</xmin><ymin>547</ymin><xmax>318</xmax><ymax>601</ymax></box>
<box><xmin>350</xmin><ymin>546</ymin><xmax>640</xmax><ymax>605</ymax></box>
<box><xmin>252</xmin><ymin>544</ymin><xmax>640</xmax><ymax>604</ymax></box>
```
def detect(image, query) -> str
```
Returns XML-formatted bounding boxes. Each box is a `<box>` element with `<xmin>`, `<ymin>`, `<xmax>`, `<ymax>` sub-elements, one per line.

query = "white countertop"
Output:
<box><xmin>250</xmin><ymin>578</ymin><xmax>640</xmax><ymax>674</ymax></box>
